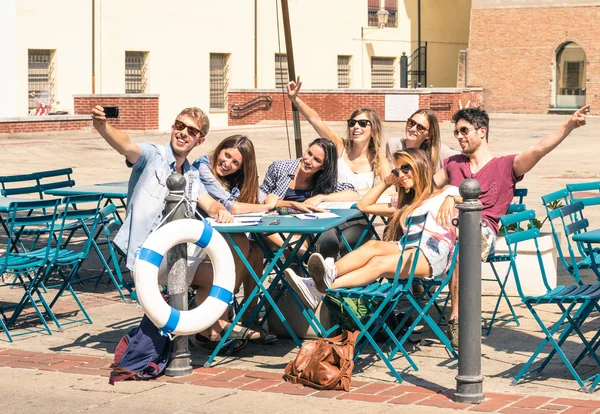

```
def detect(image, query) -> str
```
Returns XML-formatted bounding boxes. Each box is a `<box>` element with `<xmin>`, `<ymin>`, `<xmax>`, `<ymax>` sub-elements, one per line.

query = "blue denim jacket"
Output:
<box><xmin>192</xmin><ymin>155</ymin><xmax>240</xmax><ymax>212</ymax></box>
<box><xmin>114</xmin><ymin>142</ymin><xmax>206</xmax><ymax>270</ymax></box>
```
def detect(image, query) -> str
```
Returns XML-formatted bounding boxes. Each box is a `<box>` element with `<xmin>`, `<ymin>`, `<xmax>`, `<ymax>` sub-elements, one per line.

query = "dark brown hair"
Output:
<box><xmin>210</xmin><ymin>135</ymin><xmax>258</xmax><ymax>203</ymax></box>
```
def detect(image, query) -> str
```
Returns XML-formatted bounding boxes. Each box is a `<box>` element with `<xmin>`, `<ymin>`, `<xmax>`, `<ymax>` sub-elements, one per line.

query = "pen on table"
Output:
<box><xmin>305</xmin><ymin>214</ymin><xmax>319</xmax><ymax>219</ymax></box>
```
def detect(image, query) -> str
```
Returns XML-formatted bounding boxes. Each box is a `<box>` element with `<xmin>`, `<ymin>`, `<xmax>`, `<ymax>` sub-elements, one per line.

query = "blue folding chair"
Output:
<box><xmin>324</xmin><ymin>212</ymin><xmax>435</xmax><ymax>382</ymax></box>
<box><xmin>0</xmin><ymin>199</ymin><xmax>62</xmax><ymax>340</ymax></box>
<box><xmin>501</xmin><ymin>210</ymin><xmax>600</xmax><ymax>393</ymax></box>
<box><xmin>482</xmin><ymin>187</ymin><xmax>528</xmax><ymax>335</ymax></box>
<box><xmin>0</xmin><ymin>168</ymin><xmax>75</xmax><ymax>199</ymax></box>
<box><xmin>542</xmin><ymin>189</ymin><xmax>600</xmax><ymax>284</ymax></box>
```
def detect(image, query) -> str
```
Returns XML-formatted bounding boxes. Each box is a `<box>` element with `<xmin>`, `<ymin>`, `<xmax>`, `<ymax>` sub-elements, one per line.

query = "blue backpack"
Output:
<box><xmin>109</xmin><ymin>314</ymin><xmax>172</xmax><ymax>384</ymax></box>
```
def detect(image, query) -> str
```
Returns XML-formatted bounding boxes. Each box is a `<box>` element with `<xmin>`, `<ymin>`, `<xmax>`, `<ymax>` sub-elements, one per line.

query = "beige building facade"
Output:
<box><xmin>0</xmin><ymin>0</ymin><xmax>471</xmax><ymax>129</ymax></box>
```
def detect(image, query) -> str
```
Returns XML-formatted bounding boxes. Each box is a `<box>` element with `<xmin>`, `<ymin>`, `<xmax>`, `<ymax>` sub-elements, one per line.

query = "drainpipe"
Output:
<box><xmin>91</xmin><ymin>0</ymin><xmax>95</xmax><ymax>93</ymax></box>
<box><xmin>254</xmin><ymin>0</ymin><xmax>257</xmax><ymax>88</ymax></box>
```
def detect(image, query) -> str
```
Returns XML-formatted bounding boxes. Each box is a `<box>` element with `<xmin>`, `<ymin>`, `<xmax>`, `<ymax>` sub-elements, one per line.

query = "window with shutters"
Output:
<box><xmin>371</xmin><ymin>57</ymin><xmax>395</xmax><ymax>88</ymax></box>
<box><xmin>337</xmin><ymin>56</ymin><xmax>352</xmax><ymax>88</ymax></box>
<box><xmin>210</xmin><ymin>53</ymin><xmax>230</xmax><ymax>110</ymax></box>
<box><xmin>125</xmin><ymin>51</ymin><xmax>148</xmax><ymax>93</ymax></box>
<box><xmin>28</xmin><ymin>49</ymin><xmax>54</xmax><ymax>111</ymax></box>
<box><xmin>275</xmin><ymin>54</ymin><xmax>289</xmax><ymax>89</ymax></box>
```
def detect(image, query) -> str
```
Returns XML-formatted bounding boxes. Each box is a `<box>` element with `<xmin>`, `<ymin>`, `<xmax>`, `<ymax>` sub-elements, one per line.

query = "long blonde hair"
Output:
<box><xmin>384</xmin><ymin>148</ymin><xmax>435</xmax><ymax>242</ymax></box>
<box><xmin>345</xmin><ymin>108</ymin><xmax>383</xmax><ymax>179</ymax></box>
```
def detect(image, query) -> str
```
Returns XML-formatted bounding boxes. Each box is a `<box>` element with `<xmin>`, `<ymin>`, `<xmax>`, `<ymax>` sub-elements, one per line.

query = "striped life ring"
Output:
<box><xmin>133</xmin><ymin>219</ymin><xmax>235</xmax><ymax>337</ymax></box>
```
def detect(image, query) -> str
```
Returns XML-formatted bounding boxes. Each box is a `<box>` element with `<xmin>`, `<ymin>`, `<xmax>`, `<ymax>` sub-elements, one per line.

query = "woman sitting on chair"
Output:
<box><xmin>190</xmin><ymin>135</ymin><xmax>279</xmax><ymax>349</ymax></box>
<box><xmin>259</xmin><ymin>138</ymin><xmax>359</xmax><ymax>255</ymax></box>
<box><xmin>285</xmin><ymin>148</ymin><xmax>459</xmax><ymax>310</ymax></box>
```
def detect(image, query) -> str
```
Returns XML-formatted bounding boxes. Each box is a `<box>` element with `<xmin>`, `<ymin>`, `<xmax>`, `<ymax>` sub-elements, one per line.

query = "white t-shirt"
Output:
<box><xmin>401</xmin><ymin>186</ymin><xmax>460</xmax><ymax>249</ymax></box>
<box><xmin>337</xmin><ymin>151</ymin><xmax>374</xmax><ymax>191</ymax></box>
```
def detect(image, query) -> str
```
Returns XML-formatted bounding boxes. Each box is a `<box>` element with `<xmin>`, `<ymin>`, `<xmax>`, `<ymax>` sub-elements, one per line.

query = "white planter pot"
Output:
<box><xmin>481</xmin><ymin>232</ymin><xmax>558</xmax><ymax>297</ymax></box>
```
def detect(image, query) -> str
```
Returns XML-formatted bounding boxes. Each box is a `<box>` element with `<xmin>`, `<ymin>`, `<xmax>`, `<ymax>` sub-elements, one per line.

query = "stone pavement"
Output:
<box><xmin>1</xmin><ymin>113</ymin><xmax>600</xmax><ymax>412</ymax></box>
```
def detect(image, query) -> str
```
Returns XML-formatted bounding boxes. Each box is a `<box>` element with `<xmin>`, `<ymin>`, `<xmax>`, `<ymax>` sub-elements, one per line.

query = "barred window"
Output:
<box><xmin>210</xmin><ymin>53</ymin><xmax>230</xmax><ymax>110</ymax></box>
<box><xmin>337</xmin><ymin>56</ymin><xmax>351</xmax><ymax>88</ymax></box>
<box><xmin>28</xmin><ymin>49</ymin><xmax>54</xmax><ymax>111</ymax></box>
<box><xmin>368</xmin><ymin>0</ymin><xmax>397</xmax><ymax>28</ymax></box>
<box><xmin>371</xmin><ymin>57</ymin><xmax>395</xmax><ymax>88</ymax></box>
<box><xmin>125</xmin><ymin>51</ymin><xmax>148</xmax><ymax>94</ymax></box>
<box><xmin>275</xmin><ymin>54</ymin><xmax>289</xmax><ymax>89</ymax></box>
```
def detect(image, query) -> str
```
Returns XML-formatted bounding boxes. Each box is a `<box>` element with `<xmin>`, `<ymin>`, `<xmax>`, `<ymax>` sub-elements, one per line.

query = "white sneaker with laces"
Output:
<box><xmin>284</xmin><ymin>268</ymin><xmax>320</xmax><ymax>310</ymax></box>
<box><xmin>307</xmin><ymin>253</ymin><xmax>337</xmax><ymax>292</ymax></box>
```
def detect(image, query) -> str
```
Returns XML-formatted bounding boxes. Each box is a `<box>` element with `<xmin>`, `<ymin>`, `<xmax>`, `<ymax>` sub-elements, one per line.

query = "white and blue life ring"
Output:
<box><xmin>133</xmin><ymin>219</ymin><xmax>235</xmax><ymax>337</ymax></box>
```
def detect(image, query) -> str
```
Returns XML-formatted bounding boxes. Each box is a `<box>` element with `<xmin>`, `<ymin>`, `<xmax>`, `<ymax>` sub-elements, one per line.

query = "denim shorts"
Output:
<box><xmin>399</xmin><ymin>235</ymin><xmax>451</xmax><ymax>277</ymax></box>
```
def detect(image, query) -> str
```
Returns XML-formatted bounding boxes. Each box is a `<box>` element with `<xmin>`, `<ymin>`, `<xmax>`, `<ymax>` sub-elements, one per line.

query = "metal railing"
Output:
<box><xmin>229</xmin><ymin>95</ymin><xmax>273</xmax><ymax>119</ymax></box>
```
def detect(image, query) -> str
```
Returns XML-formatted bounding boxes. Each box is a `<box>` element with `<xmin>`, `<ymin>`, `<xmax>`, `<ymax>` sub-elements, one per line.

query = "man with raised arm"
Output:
<box><xmin>433</xmin><ymin>105</ymin><xmax>590</xmax><ymax>349</ymax></box>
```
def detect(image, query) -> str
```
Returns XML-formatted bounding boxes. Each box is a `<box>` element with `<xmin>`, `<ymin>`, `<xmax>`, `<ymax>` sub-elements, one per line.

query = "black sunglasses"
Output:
<box><xmin>453</xmin><ymin>126</ymin><xmax>478</xmax><ymax>137</ymax></box>
<box><xmin>347</xmin><ymin>119</ymin><xmax>372</xmax><ymax>128</ymax></box>
<box><xmin>392</xmin><ymin>164</ymin><xmax>412</xmax><ymax>176</ymax></box>
<box><xmin>406</xmin><ymin>118</ymin><xmax>429</xmax><ymax>133</ymax></box>
<box><xmin>174</xmin><ymin>120</ymin><xmax>202</xmax><ymax>138</ymax></box>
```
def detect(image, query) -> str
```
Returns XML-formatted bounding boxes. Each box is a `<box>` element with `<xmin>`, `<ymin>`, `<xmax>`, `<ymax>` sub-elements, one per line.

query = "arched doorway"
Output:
<box><xmin>556</xmin><ymin>42</ymin><xmax>586</xmax><ymax>108</ymax></box>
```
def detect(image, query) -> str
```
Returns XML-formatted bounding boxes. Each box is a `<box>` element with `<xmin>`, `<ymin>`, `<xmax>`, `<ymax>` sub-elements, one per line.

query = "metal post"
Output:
<box><xmin>454</xmin><ymin>178</ymin><xmax>485</xmax><ymax>403</ymax></box>
<box><xmin>280</xmin><ymin>0</ymin><xmax>303</xmax><ymax>159</ymax></box>
<box><xmin>164</xmin><ymin>173</ymin><xmax>193</xmax><ymax>377</ymax></box>
<box><xmin>400</xmin><ymin>53</ymin><xmax>408</xmax><ymax>88</ymax></box>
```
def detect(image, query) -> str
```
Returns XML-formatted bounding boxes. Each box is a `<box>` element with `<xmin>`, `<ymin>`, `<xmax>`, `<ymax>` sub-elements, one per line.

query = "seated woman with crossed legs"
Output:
<box><xmin>284</xmin><ymin>148</ymin><xmax>459</xmax><ymax>310</ymax></box>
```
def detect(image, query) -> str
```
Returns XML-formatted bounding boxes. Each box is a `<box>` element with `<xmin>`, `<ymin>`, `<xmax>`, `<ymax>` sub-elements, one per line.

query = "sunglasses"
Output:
<box><xmin>174</xmin><ymin>120</ymin><xmax>202</xmax><ymax>138</ymax></box>
<box><xmin>392</xmin><ymin>164</ymin><xmax>412</xmax><ymax>176</ymax></box>
<box><xmin>347</xmin><ymin>119</ymin><xmax>372</xmax><ymax>128</ymax></box>
<box><xmin>406</xmin><ymin>118</ymin><xmax>429</xmax><ymax>133</ymax></box>
<box><xmin>453</xmin><ymin>126</ymin><xmax>478</xmax><ymax>137</ymax></box>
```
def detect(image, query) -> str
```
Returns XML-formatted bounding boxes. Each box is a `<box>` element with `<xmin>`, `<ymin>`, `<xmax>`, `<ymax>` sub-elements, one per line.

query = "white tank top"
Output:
<box><xmin>337</xmin><ymin>151</ymin><xmax>374</xmax><ymax>191</ymax></box>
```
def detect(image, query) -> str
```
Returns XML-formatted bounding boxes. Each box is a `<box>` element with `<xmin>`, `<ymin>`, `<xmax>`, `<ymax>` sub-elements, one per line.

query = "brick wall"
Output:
<box><xmin>0</xmin><ymin>117</ymin><xmax>91</xmax><ymax>134</ymax></box>
<box><xmin>0</xmin><ymin>95</ymin><xmax>160</xmax><ymax>135</ymax></box>
<box><xmin>228</xmin><ymin>89</ymin><xmax>483</xmax><ymax>126</ymax></box>
<box><xmin>74</xmin><ymin>94</ymin><xmax>159</xmax><ymax>130</ymax></box>
<box><xmin>468</xmin><ymin>6</ymin><xmax>599</xmax><ymax>114</ymax></box>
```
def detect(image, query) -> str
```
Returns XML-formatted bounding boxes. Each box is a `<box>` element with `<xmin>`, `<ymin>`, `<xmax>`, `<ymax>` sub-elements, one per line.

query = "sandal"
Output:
<box><xmin>189</xmin><ymin>333</ymin><xmax>247</xmax><ymax>354</ymax></box>
<box><xmin>249</xmin><ymin>325</ymin><xmax>278</xmax><ymax>345</ymax></box>
<box><xmin>220</xmin><ymin>322</ymin><xmax>261</xmax><ymax>341</ymax></box>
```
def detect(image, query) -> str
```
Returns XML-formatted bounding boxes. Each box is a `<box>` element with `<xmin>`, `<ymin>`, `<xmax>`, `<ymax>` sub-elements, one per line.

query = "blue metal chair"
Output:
<box><xmin>0</xmin><ymin>168</ymin><xmax>75</xmax><ymax>199</ymax></box>
<box><xmin>0</xmin><ymin>199</ymin><xmax>62</xmax><ymax>340</ymax></box>
<box><xmin>501</xmin><ymin>210</ymin><xmax>600</xmax><ymax>393</ymax></box>
<box><xmin>323</xmin><ymin>212</ymin><xmax>431</xmax><ymax>382</ymax></box>
<box><xmin>542</xmin><ymin>189</ymin><xmax>600</xmax><ymax>284</ymax></box>
<box><xmin>482</xmin><ymin>188</ymin><xmax>528</xmax><ymax>336</ymax></box>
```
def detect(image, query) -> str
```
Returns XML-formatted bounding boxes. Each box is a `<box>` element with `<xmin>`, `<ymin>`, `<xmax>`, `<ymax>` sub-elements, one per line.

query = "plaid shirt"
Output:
<box><xmin>258</xmin><ymin>158</ymin><xmax>356</xmax><ymax>202</ymax></box>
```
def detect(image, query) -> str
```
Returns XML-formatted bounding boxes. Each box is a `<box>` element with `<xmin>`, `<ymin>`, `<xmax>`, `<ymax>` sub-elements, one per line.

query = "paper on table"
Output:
<box><xmin>317</xmin><ymin>201</ymin><xmax>356</xmax><ymax>209</ymax></box>
<box><xmin>317</xmin><ymin>195</ymin><xmax>392</xmax><ymax>210</ymax></box>
<box><xmin>206</xmin><ymin>217</ymin><xmax>261</xmax><ymax>226</ymax></box>
<box><xmin>295</xmin><ymin>212</ymin><xmax>340</xmax><ymax>220</ymax></box>
<box><xmin>233</xmin><ymin>212</ymin><xmax>266</xmax><ymax>217</ymax></box>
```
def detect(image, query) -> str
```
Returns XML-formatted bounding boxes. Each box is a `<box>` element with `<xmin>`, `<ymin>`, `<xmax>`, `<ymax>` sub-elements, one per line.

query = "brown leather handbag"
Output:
<box><xmin>283</xmin><ymin>330</ymin><xmax>359</xmax><ymax>391</ymax></box>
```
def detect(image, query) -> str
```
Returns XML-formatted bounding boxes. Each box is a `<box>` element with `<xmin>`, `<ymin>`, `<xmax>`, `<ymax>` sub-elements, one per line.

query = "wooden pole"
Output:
<box><xmin>280</xmin><ymin>0</ymin><xmax>303</xmax><ymax>158</ymax></box>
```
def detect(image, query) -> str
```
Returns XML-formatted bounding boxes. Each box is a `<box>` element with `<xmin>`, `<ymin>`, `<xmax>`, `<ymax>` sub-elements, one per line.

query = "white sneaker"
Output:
<box><xmin>307</xmin><ymin>253</ymin><xmax>337</xmax><ymax>292</ymax></box>
<box><xmin>284</xmin><ymin>268</ymin><xmax>320</xmax><ymax>310</ymax></box>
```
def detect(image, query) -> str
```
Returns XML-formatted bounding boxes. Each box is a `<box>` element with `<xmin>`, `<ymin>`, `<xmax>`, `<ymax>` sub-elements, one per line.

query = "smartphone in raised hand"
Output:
<box><xmin>103</xmin><ymin>106</ymin><xmax>119</xmax><ymax>118</ymax></box>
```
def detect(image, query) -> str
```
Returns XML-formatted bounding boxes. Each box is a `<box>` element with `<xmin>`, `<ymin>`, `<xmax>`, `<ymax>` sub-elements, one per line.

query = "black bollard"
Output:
<box><xmin>164</xmin><ymin>173</ymin><xmax>193</xmax><ymax>377</ymax></box>
<box><xmin>454</xmin><ymin>178</ymin><xmax>485</xmax><ymax>403</ymax></box>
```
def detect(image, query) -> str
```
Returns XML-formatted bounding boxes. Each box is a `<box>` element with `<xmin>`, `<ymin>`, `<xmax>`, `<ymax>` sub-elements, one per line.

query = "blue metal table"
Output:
<box><xmin>572</xmin><ymin>229</ymin><xmax>600</xmax><ymax>278</ymax></box>
<box><xmin>45</xmin><ymin>184</ymin><xmax>128</xmax><ymax>221</ymax></box>
<box><xmin>204</xmin><ymin>209</ymin><xmax>362</xmax><ymax>366</ymax></box>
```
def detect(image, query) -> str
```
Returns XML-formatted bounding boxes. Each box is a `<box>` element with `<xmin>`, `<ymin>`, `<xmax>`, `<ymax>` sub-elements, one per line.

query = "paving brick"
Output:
<box><xmin>4</xmin><ymin>361</ymin><xmax>45</xmax><ymax>370</ymax></box>
<box><xmin>500</xmin><ymin>408</ymin><xmax>560</xmax><ymax>414</ymax></box>
<box><xmin>469</xmin><ymin>398</ymin><xmax>515</xmax><ymax>412</ymax></box>
<box><xmin>312</xmin><ymin>390</ymin><xmax>348</xmax><ymax>399</ymax></box>
<box><xmin>351</xmin><ymin>382</ymin><xmax>396</xmax><ymax>395</ymax></box>
<box><xmin>38</xmin><ymin>361</ymin><xmax>84</xmax><ymax>371</ymax></box>
<box><xmin>80</xmin><ymin>358</ymin><xmax>113</xmax><ymax>369</ymax></box>
<box><xmin>244</xmin><ymin>371</ymin><xmax>284</xmax><ymax>381</ymax></box>
<box><xmin>209</xmin><ymin>369</ymin><xmax>251</xmax><ymax>382</ymax></box>
<box><xmin>238</xmin><ymin>379</ymin><xmax>280</xmax><ymax>391</ymax></box>
<box><xmin>337</xmin><ymin>393</ymin><xmax>393</xmax><ymax>403</ymax></box>
<box><xmin>165</xmin><ymin>373</ymin><xmax>211</xmax><ymax>384</ymax></box>
<box><xmin>0</xmin><ymin>349</ymin><xmax>39</xmax><ymax>357</ymax></box>
<box><xmin>191</xmin><ymin>367</ymin><xmax>225</xmax><ymax>375</ymax></box>
<box><xmin>561</xmin><ymin>407</ymin><xmax>598</xmax><ymax>414</ymax></box>
<box><xmin>484</xmin><ymin>392</ymin><xmax>524</xmax><ymax>401</ymax></box>
<box><xmin>379</xmin><ymin>384</ymin><xmax>438</xmax><ymax>396</ymax></box>
<box><xmin>417</xmin><ymin>393</ymin><xmax>472</xmax><ymax>410</ymax></box>
<box><xmin>263</xmin><ymin>384</ymin><xmax>317</xmax><ymax>396</ymax></box>
<box><xmin>62</xmin><ymin>367</ymin><xmax>109</xmax><ymax>377</ymax></box>
<box><xmin>553</xmin><ymin>399</ymin><xmax>600</xmax><ymax>409</ymax></box>
<box><xmin>388</xmin><ymin>393</ymin><xmax>431</xmax><ymax>405</ymax></box>
<box><xmin>512</xmin><ymin>396</ymin><xmax>555</xmax><ymax>409</ymax></box>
